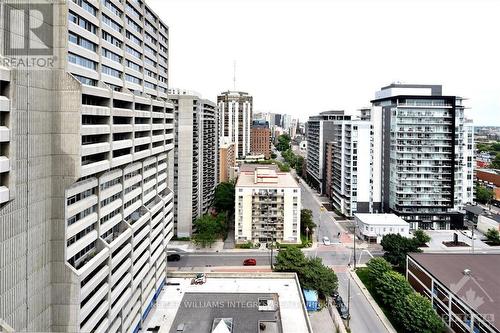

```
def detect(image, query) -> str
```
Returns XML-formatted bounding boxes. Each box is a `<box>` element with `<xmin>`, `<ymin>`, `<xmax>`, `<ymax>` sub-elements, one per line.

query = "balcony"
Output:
<box><xmin>0</xmin><ymin>96</ymin><xmax>9</xmax><ymax>112</ymax></box>
<box><xmin>0</xmin><ymin>126</ymin><xmax>10</xmax><ymax>142</ymax></box>
<box><xmin>81</xmin><ymin>124</ymin><xmax>110</xmax><ymax>136</ymax></box>
<box><xmin>82</xmin><ymin>142</ymin><xmax>111</xmax><ymax>156</ymax></box>
<box><xmin>0</xmin><ymin>156</ymin><xmax>9</xmax><ymax>173</ymax></box>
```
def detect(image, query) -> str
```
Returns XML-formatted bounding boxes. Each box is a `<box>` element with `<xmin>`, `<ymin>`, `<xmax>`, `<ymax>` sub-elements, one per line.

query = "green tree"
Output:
<box><xmin>381</xmin><ymin>233</ymin><xmax>421</xmax><ymax>268</ymax></box>
<box><xmin>192</xmin><ymin>214</ymin><xmax>225</xmax><ymax>247</ymax></box>
<box><xmin>274</xmin><ymin>247</ymin><xmax>308</xmax><ymax>273</ymax></box>
<box><xmin>394</xmin><ymin>293</ymin><xmax>445</xmax><ymax>333</ymax></box>
<box><xmin>476</xmin><ymin>185</ymin><xmax>493</xmax><ymax>204</ymax></box>
<box><xmin>295</xmin><ymin>155</ymin><xmax>304</xmax><ymax>175</ymax></box>
<box><xmin>274</xmin><ymin>247</ymin><xmax>338</xmax><ymax>297</ymax></box>
<box><xmin>375</xmin><ymin>271</ymin><xmax>413</xmax><ymax>307</ymax></box>
<box><xmin>301</xmin><ymin>257</ymin><xmax>338</xmax><ymax>296</ymax></box>
<box><xmin>300</xmin><ymin>209</ymin><xmax>316</xmax><ymax>238</ymax></box>
<box><xmin>490</xmin><ymin>153</ymin><xmax>500</xmax><ymax>169</ymax></box>
<box><xmin>485</xmin><ymin>228</ymin><xmax>500</xmax><ymax>245</ymax></box>
<box><xmin>413</xmin><ymin>229</ymin><xmax>431</xmax><ymax>247</ymax></box>
<box><xmin>213</xmin><ymin>181</ymin><xmax>235</xmax><ymax>213</ymax></box>
<box><xmin>491</xmin><ymin>142</ymin><xmax>500</xmax><ymax>152</ymax></box>
<box><xmin>366</xmin><ymin>257</ymin><xmax>392</xmax><ymax>283</ymax></box>
<box><xmin>276</xmin><ymin>134</ymin><xmax>291</xmax><ymax>152</ymax></box>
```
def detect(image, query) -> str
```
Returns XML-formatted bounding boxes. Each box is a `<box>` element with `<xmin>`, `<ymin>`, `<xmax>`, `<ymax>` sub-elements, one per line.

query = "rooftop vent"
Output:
<box><xmin>463</xmin><ymin>269</ymin><xmax>471</xmax><ymax>275</ymax></box>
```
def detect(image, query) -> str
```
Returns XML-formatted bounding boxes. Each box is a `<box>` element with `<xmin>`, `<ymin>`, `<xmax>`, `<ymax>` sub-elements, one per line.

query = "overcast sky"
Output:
<box><xmin>148</xmin><ymin>0</ymin><xmax>500</xmax><ymax>125</ymax></box>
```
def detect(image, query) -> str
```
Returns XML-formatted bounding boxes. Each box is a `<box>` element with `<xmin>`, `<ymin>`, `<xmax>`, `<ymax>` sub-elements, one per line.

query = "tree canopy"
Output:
<box><xmin>274</xmin><ymin>247</ymin><xmax>338</xmax><ymax>297</ymax></box>
<box><xmin>300</xmin><ymin>209</ymin><xmax>316</xmax><ymax>237</ymax></box>
<box><xmin>394</xmin><ymin>293</ymin><xmax>445</xmax><ymax>333</ymax></box>
<box><xmin>375</xmin><ymin>270</ymin><xmax>413</xmax><ymax>307</ymax></box>
<box><xmin>413</xmin><ymin>229</ymin><xmax>431</xmax><ymax>247</ymax></box>
<box><xmin>366</xmin><ymin>257</ymin><xmax>392</xmax><ymax>282</ymax></box>
<box><xmin>276</xmin><ymin>134</ymin><xmax>291</xmax><ymax>152</ymax></box>
<box><xmin>485</xmin><ymin>228</ymin><xmax>500</xmax><ymax>245</ymax></box>
<box><xmin>476</xmin><ymin>185</ymin><xmax>493</xmax><ymax>204</ymax></box>
<box><xmin>192</xmin><ymin>213</ymin><xmax>227</xmax><ymax>247</ymax></box>
<box><xmin>213</xmin><ymin>181</ymin><xmax>235</xmax><ymax>213</ymax></box>
<box><xmin>380</xmin><ymin>233</ymin><xmax>421</xmax><ymax>268</ymax></box>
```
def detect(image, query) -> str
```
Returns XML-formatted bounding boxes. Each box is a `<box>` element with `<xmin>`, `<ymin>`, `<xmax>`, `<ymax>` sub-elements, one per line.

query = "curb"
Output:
<box><xmin>348</xmin><ymin>269</ymin><xmax>397</xmax><ymax>333</ymax></box>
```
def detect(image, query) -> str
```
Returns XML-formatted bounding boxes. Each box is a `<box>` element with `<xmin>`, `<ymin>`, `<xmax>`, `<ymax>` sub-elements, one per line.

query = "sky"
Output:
<box><xmin>148</xmin><ymin>0</ymin><xmax>500</xmax><ymax>125</ymax></box>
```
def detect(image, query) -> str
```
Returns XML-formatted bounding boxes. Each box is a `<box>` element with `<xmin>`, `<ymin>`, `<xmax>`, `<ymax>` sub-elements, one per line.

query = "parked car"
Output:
<box><xmin>331</xmin><ymin>291</ymin><xmax>341</xmax><ymax>304</ymax></box>
<box><xmin>243</xmin><ymin>258</ymin><xmax>257</xmax><ymax>266</ymax></box>
<box><xmin>323</xmin><ymin>236</ymin><xmax>331</xmax><ymax>246</ymax></box>
<box><xmin>337</xmin><ymin>301</ymin><xmax>350</xmax><ymax>320</ymax></box>
<box><xmin>167</xmin><ymin>253</ymin><xmax>181</xmax><ymax>261</ymax></box>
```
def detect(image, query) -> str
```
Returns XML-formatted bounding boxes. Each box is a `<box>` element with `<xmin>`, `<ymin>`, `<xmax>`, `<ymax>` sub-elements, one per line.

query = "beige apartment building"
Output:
<box><xmin>0</xmin><ymin>1</ymin><xmax>174</xmax><ymax>332</ymax></box>
<box><xmin>235</xmin><ymin>166</ymin><xmax>301</xmax><ymax>245</ymax></box>
<box><xmin>219</xmin><ymin>137</ymin><xmax>236</xmax><ymax>183</ymax></box>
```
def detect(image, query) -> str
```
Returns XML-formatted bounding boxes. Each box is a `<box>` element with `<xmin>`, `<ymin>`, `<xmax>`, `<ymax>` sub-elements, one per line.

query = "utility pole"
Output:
<box><xmin>353</xmin><ymin>221</ymin><xmax>357</xmax><ymax>269</ymax></box>
<box><xmin>347</xmin><ymin>276</ymin><xmax>351</xmax><ymax>328</ymax></box>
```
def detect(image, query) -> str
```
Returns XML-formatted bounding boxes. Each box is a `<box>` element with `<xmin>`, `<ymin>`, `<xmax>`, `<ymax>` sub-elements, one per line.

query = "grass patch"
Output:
<box><xmin>235</xmin><ymin>241</ymin><xmax>254</xmax><ymax>249</ymax></box>
<box><xmin>172</xmin><ymin>236</ymin><xmax>191</xmax><ymax>241</ymax></box>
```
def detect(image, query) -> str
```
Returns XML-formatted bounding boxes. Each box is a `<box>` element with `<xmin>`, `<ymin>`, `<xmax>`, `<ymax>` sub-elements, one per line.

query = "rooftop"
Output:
<box><xmin>354</xmin><ymin>213</ymin><xmax>409</xmax><ymax>226</ymax></box>
<box><xmin>236</xmin><ymin>166</ymin><xmax>299</xmax><ymax>188</ymax></box>
<box><xmin>409</xmin><ymin>253</ymin><xmax>500</xmax><ymax>331</ymax></box>
<box><xmin>142</xmin><ymin>272</ymin><xmax>312</xmax><ymax>333</ymax></box>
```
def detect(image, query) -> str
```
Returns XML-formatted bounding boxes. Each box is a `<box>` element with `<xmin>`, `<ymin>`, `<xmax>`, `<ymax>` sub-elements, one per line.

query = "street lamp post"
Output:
<box><xmin>353</xmin><ymin>221</ymin><xmax>357</xmax><ymax>270</ymax></box>
<box><xmin>347</xmin><ymin>276</ymin><xmax>351</xmax><ymax>328</ymax></box>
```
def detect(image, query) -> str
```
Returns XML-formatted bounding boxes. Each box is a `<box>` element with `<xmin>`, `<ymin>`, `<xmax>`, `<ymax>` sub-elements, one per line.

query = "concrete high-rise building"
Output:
<box><xmin>282</xmin><ymin>114</ymin><xmax>292</xmax><ymax>131</ymax></box>
<box><xmin>325</xmin><ymin>119</ymin><xmax>376</xmax><ymax>217</ymax></box>
<box><xmin>250</xmin><ymin>120</ymin><xmax>271</xmax><ymax>159</ymax></box>
<box><xmin>0</xmin><ymin>1</ymin><xmax>174</xmax><ymax>332</ymax></box>
<box><xmin>219</xmin><ymin>137</ymin><xmax>237</xmax><ymax>183</ymax></box>
<box><xmin>235</xmin><ymin>167</ymin><xmax>301</xmax><ymax>244</ymax></box>
<box><xmin>371</xmin><ymin>83</ymin><xmax>474</xmax><ymax>229</ymax></box>
<box><xmin>305</xmin><ymin>111</ymin><xmax>351</xmax><ymax>193</ymax></box>
<box><xmin>169</xmin><ymin>89</ymin><xmax>218</xmax><ymax>238</ymax></box>
<box><xmin>217</xmin><ymin>91</ymin><xmax>253</xmax><ymax>159</ymax></box>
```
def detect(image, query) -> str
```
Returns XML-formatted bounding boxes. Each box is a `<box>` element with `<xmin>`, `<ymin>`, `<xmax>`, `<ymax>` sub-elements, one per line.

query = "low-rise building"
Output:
<box><xmin>235</xmin><ymin>166</ymin><xmax>301</xmax><ymax>244</ymax></box>
<box><xmin>407</xmin><ymin>253</ymin><xmax>500</xmax><ymax>333</ymax></box>
<box><xmin>143</xmin><ymin>272</ymin><xmax>313</xmax><ymax>333</ymax></box>
<box><xmin>354</xmin><ymin>213</ymin><xmax>410</xmax><ymax>243</ymax></box>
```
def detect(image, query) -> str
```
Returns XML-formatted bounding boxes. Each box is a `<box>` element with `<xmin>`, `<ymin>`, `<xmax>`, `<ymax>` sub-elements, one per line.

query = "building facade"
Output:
<box><xmin>219</xmin><ymin>137</ymin><xmax>236</xmax><ymax>183</ymax></box>
<box><xmin>325</xmin><ymin>119</ymin><xmax>375</xmax><ymax>216</ymax></box>
<box><xmin>217</xmin><ymin>91</ymin><xmax>253</xmax><ymax>159</ymax></box>
<box><xmin>250</xmin><ymin>120</ymin><xmax>271</xmax><ymax>159</ymax></box>
<box><xmin>0</xmin><ymin>1</ymin><xmax>174</xmax><ymax>332</ymax></box>
<box><xmin>354</xmin><ymin>213</ymin><xmax>410</xmax><ymax>243</ymax></box>
<box><xmin>235</xmin><ymin>167</ymin><xmax>301</xmax><ymax>244</ymax></box>
<box><xmin>169</xmin><ymin>89</ymin><xmax>218</xmax><ymax>237</ymax></box>
<box><xmin>371</xmin><ymin>84</ymin><xmax>474</xmax><ymax>229</ymax></box>
<box><xmin>305</xmin><ymin>110</ymin><xmax>350</xmax><ymax>193</ymax></box>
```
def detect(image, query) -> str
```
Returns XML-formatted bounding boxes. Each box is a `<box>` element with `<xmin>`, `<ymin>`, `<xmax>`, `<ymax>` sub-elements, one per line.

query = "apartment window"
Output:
<box><xmin>102</xmin><ymin>65</ymin><xmax>122</xmax><ymax>78</ymax></box>
<box><xmin>102</xmin><ymin>48</ymin><xmax>122</xmax><ymax>63</ymax></box>
<box><xmin>144</xmin><ymin>56</ymin><xmax>156</xmax><ymax>67</ymax></box>
<box><xmin>72</xmin><ymin>0</ymin><xmax>97</xmax><ymax>16</ymax></box>
<box><xmin>126</xmin><ymin>3</ymin><xmax>141</xmax><ymax>18</ymax></box>
<box><xmin>101</xmin><ymin>207</ymin><xmax>121</xmax><ymax>224</ymax></box>
<box><xmin>145</xmin><ymin>32</ymin><xmax>157</xmax><ymax>45</ymax></box>
<box><xmin>102</xmin><ymin>14</ymin><xmax>122</xmax><ymax>33</ymax></box>
<box><xmin>126</xmin><ymin>45</ymin><xmax>142</xmax><ymax>59</ymax></box>
<box><xmin>73</xmin><ymin>74</ymin><xmax>97</xmax><ymax>86</ymax></box>
<box><xmin>68</xmin><ymin>53</ymin><xmax>97</xmax><ymax>70</ymax></box>
<box><xmin>144</xmin><ymin>44</ymin><xmax>157</xmax><ymax>56</ymax></box>
<box><xmin>158</xmin><ymin>76</ymin><xmax>167</xmax><ymax>84</ymax></box>
<box><xmin>125</xmin><ymin>74</ymin><xmax>142</xmax><ymax>85</ymax></box>
<box><xmin>67</xmin><ymin>205</ymin><xmax>97</xmax><ymax>226</ymax></box>
<box><xmin>126</xmin><ymin>16</ymin><xmax>142</xmax><ymax>33</ymax></box>
<box><xmin>67</xmin><ymin>224</ymin><xmax>96</xmax><ymax>246</ymax></box>
<box><xmin>101</xmin><ymin>178</ymin><xmax>120</xmax><ymax>190</ymax></box>
<box><xmin>102</xmin><ymin>0</ymin><xmax>122</xmax><ymax>17</ymax></box>
<box><xmin>68</xmin><ymin>11</ymin><xmax>97</xmax><ymax>34</ymax></box>
<box><xmin>102</xmin><ymin>30</ymin><xmax>122</xmax><ymax>47</ymax></box>
<box><xmin>67</xmin><ymin>188</ymin><xmax>95</xmax><ymax>205</ymax></box>
<box><xmin>68</xmin><ymin>32</ymin><xmax>97</xmax><ymax>52</ymax></box>
<box><xmin>126</xmin><ymin>60</ymin><xmax>141</xmax><ymax>72</ymax></box>
<box><xmin>126</xmin><ymin>30</ymin><xmax>142</xmax><ymax>46</ymax></box>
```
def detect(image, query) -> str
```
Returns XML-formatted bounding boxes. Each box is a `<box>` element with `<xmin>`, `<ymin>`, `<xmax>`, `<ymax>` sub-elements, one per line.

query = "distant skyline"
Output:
<box><xmin>149</xmin><ymin>0</ymin><xmax>500</xmax><ymax>125</ymax></box>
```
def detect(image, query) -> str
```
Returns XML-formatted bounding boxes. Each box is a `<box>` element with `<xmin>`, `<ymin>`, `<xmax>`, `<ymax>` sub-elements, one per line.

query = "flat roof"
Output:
<box><xmin>236</xmin><ymin>167</ymin><xmax>299</xmax><ymax>188</ymax></box>
<box><xmin>354</xmin><ymin>213</ymin><xmax>409</xmax><ymax>226</ymax></box>
<box><xmin>143</xmin><ymin>273</ymin><xmax>312</xmax><ymax>333</ymax></box>
<box><xmin>464</xmin><ymin>205</ymin><xmax>486</xmax><ymax>216</ymax></box>
<box><xmin>410</xmin><ymin>253</ymin><xmax>500</xmax><ymax>331</ymax></box>
<box><xmin>169</xmin><ymin>293</ymin><xmax>280</xmax><ymax>333</ymax></box>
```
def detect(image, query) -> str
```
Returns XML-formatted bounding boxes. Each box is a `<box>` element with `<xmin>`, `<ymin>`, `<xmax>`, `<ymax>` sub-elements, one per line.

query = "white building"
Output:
<box><xmin>235</xmin><ymin>167</ymin><xmax>301</xmax><ymax>244</ymax></box>
<box><xmin>354</xmin><ymin>213</ymin><xmax>410</xmax><ymax>243</ymax></box>
<box><xmin>0</xmin><ymin>1</ymin><xmax>174</xmax><ymax>332</ymax></box>
<box><xmin>217</xmin><ymin>91</ymin><xmax>253</xmax><ymax>159</ymax></box>
<box><xmin>371</xmin><ymin>84</ymin><xmax>474</xmax><ymax>230</ymax></box>
<box><xmin>326</xmin><ymin>119</ymin><xmax>375</xmax><ymax>217</ymax></box>
<box><xmin>169</xmin><ymin>89</ymin><xmax>218</xmax><ymax>237</ymax></box>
